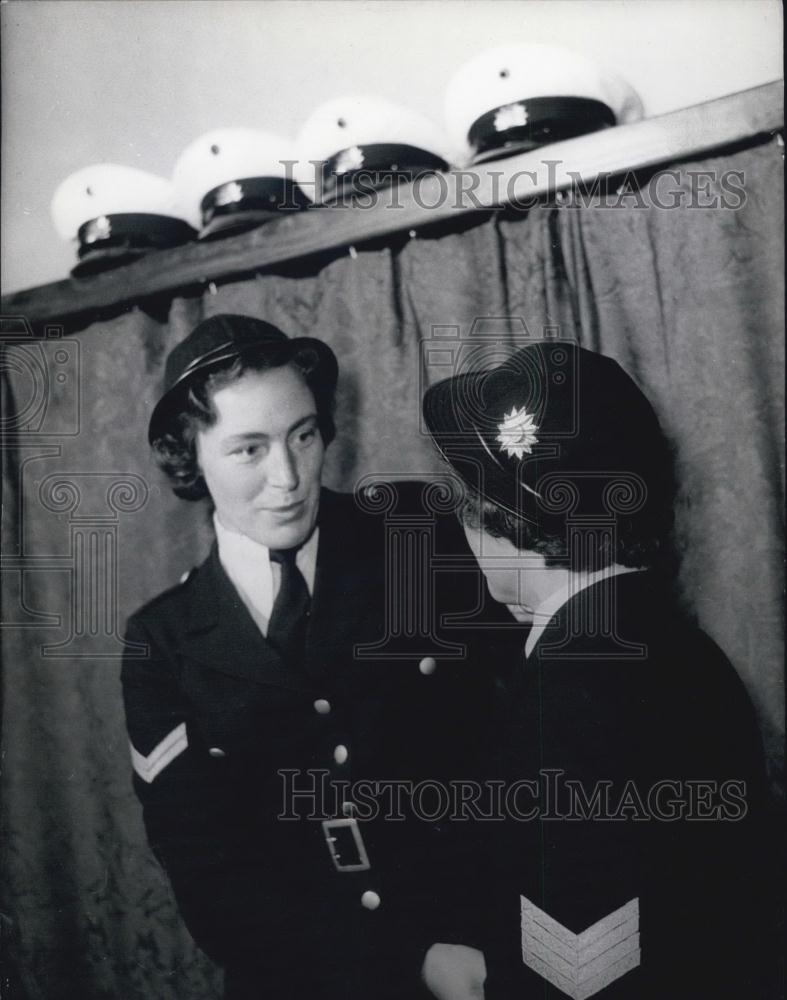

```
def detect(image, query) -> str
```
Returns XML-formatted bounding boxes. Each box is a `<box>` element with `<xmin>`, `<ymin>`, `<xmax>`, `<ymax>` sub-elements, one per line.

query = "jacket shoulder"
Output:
<box><xmin>125</xmin><ymin>561</ymin><xmax>202</xmax><ymax>636</ymax></box>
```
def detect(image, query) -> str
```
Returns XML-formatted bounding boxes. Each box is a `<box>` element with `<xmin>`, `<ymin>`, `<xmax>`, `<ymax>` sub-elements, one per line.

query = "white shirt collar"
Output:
<box><xmin>524</xmin><ymin>565</ymin><xmax>645</xmax><ymax>659</ymax></box>
<box><xmin>213</xmin><ymin>514</ymin><xmax>319</xmax><ymax>636</ymax></box>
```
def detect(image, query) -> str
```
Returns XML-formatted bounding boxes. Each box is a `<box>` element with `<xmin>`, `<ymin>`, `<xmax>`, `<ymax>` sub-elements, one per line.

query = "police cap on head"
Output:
<box><xmin>445</xmin><ymin>44</ymin><xmax>644</xmax><ymax>165</ymax></box>
<box><xmin>148</xmin><ymin>314</ymin><xmax>338</xmax><ymax>444</ymax></box>
<box><xmin>296</xmin><ymin>95</ymin><xmax>451</xmax><ymax>203</ymax></box>
<box><xmin>50</xmin><ymin>164</ymin><xmax>196</xmax><ymax>277</ymax></box>
<box><xmin>422</xmin><ymin>340</ymin><xmax>669</xmax><ymax>532</ymax></box>
<box><xmin>172</xmin><ymin>129</ymin><xmax>312</xmax><ymax>241</ymax></box>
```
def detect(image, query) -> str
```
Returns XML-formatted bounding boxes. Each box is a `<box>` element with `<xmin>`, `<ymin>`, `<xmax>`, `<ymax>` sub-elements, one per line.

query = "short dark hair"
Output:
<box><xmin>458</xmin><ymin>478</ymin><xmax>675</xmax><ymax>573</ymax></box>
<box><xmin>151</xmin><ymin>345</ymin><xmax>336</xmax><ymax>501</ymax></box>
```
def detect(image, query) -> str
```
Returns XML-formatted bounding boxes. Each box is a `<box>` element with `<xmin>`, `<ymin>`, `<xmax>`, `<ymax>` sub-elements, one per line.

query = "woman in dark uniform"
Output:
<box><xmin>422</xmin><ymin>340</ymin><xmax>770</xmax><ymax>1000</ymax></box>
<box><xmin>122</xmin><ymin>314</ymin><xmax>495</xmax><ymax>999</ymax></box>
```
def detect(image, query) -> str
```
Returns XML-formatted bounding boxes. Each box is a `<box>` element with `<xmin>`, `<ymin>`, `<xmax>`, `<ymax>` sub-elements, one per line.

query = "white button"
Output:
<box><xmin>208</xmin><ymin>747</ymin><xmax>226</xmax><ymax>758</ymax></box>
<box><xmin>419</xmin><ymin>657</ymin><xmax>437</xmax><ymax>675</ymax></box>
<box><xmin>314</xmin><ymin>698</ymin><xmax>331</xmax><ymax>715</ymax></box>
<box><xmin>333</xmin><ymin>744</ymin><xmax>349</xmax><ymax>765</ymax></box>
<box><xmin>179</xmin><ymin>568</ymin><xmax>193</xmax><ymax>584</ymax></box>
<box><xmin>361</xmin><ymin>890</ymin><xmax>381</xmax><ymax>910</ymax></box>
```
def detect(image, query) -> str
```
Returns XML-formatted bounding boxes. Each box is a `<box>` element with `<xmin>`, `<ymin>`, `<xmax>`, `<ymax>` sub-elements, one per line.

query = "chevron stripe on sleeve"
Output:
<box><xmin>129</xmin><ymin>723</ymin><xmax>189</xmax><ymax>784</ymax></box>
<box><xmin>521</xmin><ymin>896</ymin><xmax>640</xmax><ymax>999</ymax></box>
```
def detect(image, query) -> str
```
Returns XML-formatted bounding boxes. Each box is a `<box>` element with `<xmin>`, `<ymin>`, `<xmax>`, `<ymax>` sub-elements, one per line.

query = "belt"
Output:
<box><xmin>322</xmin><ymin>816</ymin><xmax>371</xmax><ymax>872</ymax></box>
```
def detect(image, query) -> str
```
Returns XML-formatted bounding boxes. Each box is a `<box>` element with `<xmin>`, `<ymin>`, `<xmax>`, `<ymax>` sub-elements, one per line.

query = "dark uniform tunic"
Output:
<box><xmin>468</xmin><ymin>571</ymin><xmax>770</xmax><ymax>999</ymax></box>
<box><xmin>121</xmin><ymin>484</ymin><xmax>496</xmax><ymax>999</ymax></box>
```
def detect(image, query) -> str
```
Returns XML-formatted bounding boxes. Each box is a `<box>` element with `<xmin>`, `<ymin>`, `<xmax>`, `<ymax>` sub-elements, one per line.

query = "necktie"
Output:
<box><xmin>268</xmin><ymin>548</ymin><xmax>310</xmax><ymax>665</ymax></box>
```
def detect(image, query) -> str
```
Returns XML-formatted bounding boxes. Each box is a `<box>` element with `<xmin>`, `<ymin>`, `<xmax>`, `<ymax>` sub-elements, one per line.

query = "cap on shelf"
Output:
<box><xmin>172</xmin><ymin>128</ymin><xmax>311</xmax><ymax>240</ymax></box>
<box><xmin>50</xmin><ymin>164</ymin><xmax>196</xmax><ymax>277</ymax></box>
<box><xmin>296</xmin><ymin>95</ymin><xmax>452</xmax><ymax>202</ymax></box>
<box><xmin>445</xmin><ymin>44</ymin><xmax>644</xmax><ymax>164</ymax></box>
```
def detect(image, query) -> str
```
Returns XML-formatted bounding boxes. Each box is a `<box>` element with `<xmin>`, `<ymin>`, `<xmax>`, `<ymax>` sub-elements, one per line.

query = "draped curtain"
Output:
<box><xmin>1</xmin><ymin>137</ymin><xmax>783</xmax><ymax>1000</ymax></box>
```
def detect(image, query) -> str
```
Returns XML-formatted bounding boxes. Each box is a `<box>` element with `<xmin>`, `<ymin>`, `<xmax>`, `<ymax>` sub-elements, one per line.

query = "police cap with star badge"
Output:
<box><xmin>445</xmin><ymin>44</ymin><xmax>643</xmax><ymax>165</ymax></box>
<box><xmin>172</xmin><ymin>128</ymin><xmax>312</xmax><ymax>240</ymax></box>
<box><xmin>296</xmin><ymin>95</ymin><xmax>451</xmax><ymax>203</ymax></box>
<box><xmin>422</xmin><ymin>340</ymin><xmax>669</xmax><ymax>532</ymax></box>
<box><xmin>50</xmin><ymin>164</ymin><xmax>196</xmax><ymax>277</ymax></box>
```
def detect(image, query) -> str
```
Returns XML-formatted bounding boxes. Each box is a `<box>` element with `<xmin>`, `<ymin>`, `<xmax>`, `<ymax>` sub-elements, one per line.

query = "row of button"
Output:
<box><xmin>208</xmin><ymin>657</ymin><xmax>440</xmax><ymax>910</ymax></box>
<box><xmin>208</xmin><ymin>739</ymin><xmax>350</xmax><ymax>764</ymax></box>
<box><xmin>310</xmin><ymin>699</ymin><xmax>347</xmax><ymax>764</ymax></box>
<box><xmin>310</xmin><ymin>655</ymin><xmax>435</xmax><ymax>719</ymax></box>
<box><xmin>316</xmin><ymin>659</ymin><xmax>436</xmax><ymax>769</ymax></box>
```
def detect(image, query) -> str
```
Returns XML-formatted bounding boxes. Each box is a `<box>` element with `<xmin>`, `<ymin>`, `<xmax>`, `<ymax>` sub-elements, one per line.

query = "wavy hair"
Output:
<box><xmin>151</xmin><ymin>345</ymin><xmax>336</xmax><ymax>501</ymax></box>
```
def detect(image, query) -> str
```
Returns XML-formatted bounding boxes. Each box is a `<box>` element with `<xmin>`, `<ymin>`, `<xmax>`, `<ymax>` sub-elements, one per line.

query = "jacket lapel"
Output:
<box><xmin>304</xmin><ymin>489</ymin><xmax>380</xmax><ymax>676</ymax></box>
<box><xmin>181</xmin><ymin>544</ymin><xmax>318</xmax><ymax>693</ymax></box>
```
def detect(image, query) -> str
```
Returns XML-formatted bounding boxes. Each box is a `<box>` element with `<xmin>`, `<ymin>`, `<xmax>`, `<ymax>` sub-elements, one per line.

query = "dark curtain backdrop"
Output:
<box><xmin>2</xmin><ymin>137</ymin><xmax>783</xmax><ymax>1000</ymax></box>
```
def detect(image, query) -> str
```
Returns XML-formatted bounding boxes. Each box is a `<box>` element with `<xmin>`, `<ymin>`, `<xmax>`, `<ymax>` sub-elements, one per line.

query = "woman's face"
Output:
<box><xmin>196</xmin><ymin>364</ymin><xmax>326</xmax><ymax>550</ymax></box>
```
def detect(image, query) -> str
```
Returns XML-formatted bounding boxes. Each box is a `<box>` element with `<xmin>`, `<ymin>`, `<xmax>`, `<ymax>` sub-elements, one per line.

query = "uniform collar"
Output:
<box><xmin>180</xmin><ymin>489</ymin><xmax>370</xmax><ymax>688</ymax></box>
<box><xmin>213</xmin><ymin>512</ymin><xmax>319</xmax><ymax>635</ymax></box>
<box><xmin>524</xmin><ymin>565</ymin><xmax>645</xmax><ymax>659</ymax></box>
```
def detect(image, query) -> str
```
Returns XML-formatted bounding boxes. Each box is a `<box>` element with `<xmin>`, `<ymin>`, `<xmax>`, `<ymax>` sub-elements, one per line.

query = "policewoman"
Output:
<box><xmin>422</xmin><ymin>341</ymin><xmax>769</xmax><ymax>999</ymax></box>
<box><xmin>121</xmin><ymin>315</ymin><xmax>492</xmax><ymax>999</ymax></box>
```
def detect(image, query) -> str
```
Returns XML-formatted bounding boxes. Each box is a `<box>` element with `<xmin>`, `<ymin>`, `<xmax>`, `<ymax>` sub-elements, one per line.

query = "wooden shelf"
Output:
<box><xmin>2</xmin><ymin>80</ymin><xmax>782</xmax><ymax>329</ymax></box>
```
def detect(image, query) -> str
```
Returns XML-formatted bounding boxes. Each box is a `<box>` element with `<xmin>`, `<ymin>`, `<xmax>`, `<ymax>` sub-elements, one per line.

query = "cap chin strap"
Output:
<box><xmin>200</xmin><ymin>177</ymin><xmax>309</xmax><ymax>225</ymax></box>
<box><xmin>321</xmin><ymin>143</ymin><xmax>449</xmax><ymax>199</ymax></box>
<box><xmin>77</xmin><ymin>213</ymin><xmax>195</xmax><ymax>255</ymax></box>
<box><xmin>471</xmin><ymin>425</ymin><xmax>543</xmax><ymax>501</ymax></box>
<box><xmin>468</xmin><ymin>96</ymin><xmax>615</xmax><ymax>158</ymax></box>
<box><xmin>518</xmin><ymin>478</ymin><xmax>543</xmax><ymax>501</ymax></box>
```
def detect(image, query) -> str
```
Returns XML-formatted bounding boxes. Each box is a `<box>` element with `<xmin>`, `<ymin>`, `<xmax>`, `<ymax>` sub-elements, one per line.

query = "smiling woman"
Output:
<box><xmin>149</xmin><ymin>314</ymin><xmax>337</xmax><ymax>505</ymax></box>
<box><xmin>117</xmin><ymin>311</ymin><xmax>502</xmax><ymax>1000</ymax></box>
<box><xmin>196</xmin><ymin>366</ymin><xmax>325</xmax><ymax>549</ymax></box>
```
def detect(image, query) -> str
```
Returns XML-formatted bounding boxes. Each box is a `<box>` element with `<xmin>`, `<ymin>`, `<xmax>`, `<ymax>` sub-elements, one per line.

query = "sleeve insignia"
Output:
<box><xmin>520</xmin><ymin>896</ymin><xmax>640</xmax><ymax>998</ymax></box>
<box><xmin>129</xmin><ymin>722</ymin><xmax>188</xmax><ymax>783</ymax></box>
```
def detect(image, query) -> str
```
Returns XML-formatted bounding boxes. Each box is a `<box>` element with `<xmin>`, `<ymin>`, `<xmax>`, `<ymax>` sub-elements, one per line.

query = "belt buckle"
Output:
<box><xmin>322</xmin><ymin>816</ymin><xmax>371</xmax><ymax>872</ymax></box>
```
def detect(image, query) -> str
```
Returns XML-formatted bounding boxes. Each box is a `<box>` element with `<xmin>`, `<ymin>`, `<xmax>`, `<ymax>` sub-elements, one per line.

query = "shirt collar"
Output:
<box><xmin>213</xmin><ymin>514</ymin><xmax>319</xmax><ymax>635</ymax></box>
<box><xmin>523</xmin><ymin>564</ymin><xmax>645</xmax><ymax>659</ymax></box>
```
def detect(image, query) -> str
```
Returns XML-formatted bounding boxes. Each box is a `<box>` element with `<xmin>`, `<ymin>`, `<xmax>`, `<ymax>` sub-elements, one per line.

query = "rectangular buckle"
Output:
<box><xmin>322</xmin><ymin>817</ymin><xmax>371</xmax><ymax>872</ymax></box>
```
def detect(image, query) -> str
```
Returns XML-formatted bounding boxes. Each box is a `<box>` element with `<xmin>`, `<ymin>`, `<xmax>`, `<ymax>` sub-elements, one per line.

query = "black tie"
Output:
<box><xmin>268</xmin><ymin>548</ymin><xmax>310</xmax><ymax>665</ymax></box>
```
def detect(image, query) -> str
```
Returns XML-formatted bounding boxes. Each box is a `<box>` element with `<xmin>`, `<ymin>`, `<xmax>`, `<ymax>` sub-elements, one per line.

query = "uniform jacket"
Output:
<box><xmin>121</xmin><ymin>484</ymin><xmax>500</xmax><ymax>1000</ymax></box>
<box><xmin>468</xmin><ymin>570</ymin><xmax>770</xmax><ymax>1000</ymax></box>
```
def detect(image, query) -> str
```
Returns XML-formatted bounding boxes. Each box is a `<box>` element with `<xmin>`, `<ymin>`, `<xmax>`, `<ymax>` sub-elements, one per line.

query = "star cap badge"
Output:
<box><xmin>496</xmin><ymin>404</ymin><xmax>539</xmax><ymax>459</ymax></box>
<box><xmin>494</xmin><ymin>102</ymin><xmax>529</xmax><ymax>132</ymax></box>
<box><xmin>85</xmin><ymin>215</ymin><xmax>112</xmax><ymax>244</ymax></box>
<box><xmin>334</xmin><ymin>145</ymin><xmax>365</xmax><ymax>175</ymax></box>
<box><xmin>215</xmin><ymin>181</ymin><xmax>244</xmax><ymax>207</ymax></box>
